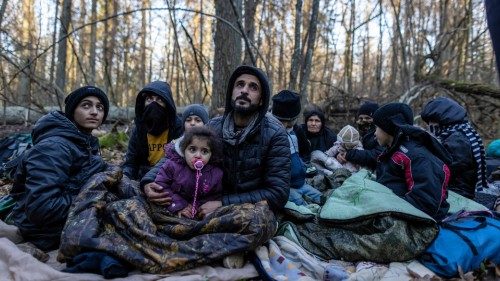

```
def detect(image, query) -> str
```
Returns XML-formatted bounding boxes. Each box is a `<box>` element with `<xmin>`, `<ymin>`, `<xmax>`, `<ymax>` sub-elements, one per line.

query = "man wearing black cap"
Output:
<box><xmin>271</xmin><ymin>90</ymin><xmax>311</xmax><ymax>160</ymax></box>
<box><xmin>123</xmin><ymin>81</ymin><xmax>183</xmax><ymax>181</ymax></box>
<box><xmin>338</xmin><ymin>101</ymin><xmax>383</xmax><ymax>170</ymax></box>
<box><xmin>272</xmin><ymin>90</ymin><xmax>320</xmax><ymax>206</ymax></box>
<box><xmin>372</xmin><ymin>102</ymin><xmax>451</xmax><ymax>221</ymax></box>
<box><xmin>8</xmin><ymin>86</ymin><xmax>109</xmax><ymax>250</ymax></box>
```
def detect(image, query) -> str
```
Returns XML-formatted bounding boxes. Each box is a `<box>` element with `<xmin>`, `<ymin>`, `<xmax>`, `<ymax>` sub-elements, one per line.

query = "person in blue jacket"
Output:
<box><xmin>373</xmin><ymin>103</ymin><xmax>452</xmax><ymax>221</ymax></box>
<box><xmin>421</xmin><ymin>97</ymin><xmax>488</xmax><ymax>199</ymax></box>
<box><xmin>122</xmin><ymin>81</ymin><xmax>183</xmax><ymax>180</ymax></box>
<box><xmin>8</xmin><ymin>86</ymin><xmax>109</xmax><ymax>250</ymax></box>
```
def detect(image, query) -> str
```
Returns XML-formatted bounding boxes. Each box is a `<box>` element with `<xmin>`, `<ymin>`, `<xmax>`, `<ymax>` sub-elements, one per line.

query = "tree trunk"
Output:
<box><xmin>89</xmin><ymin>0</ymin><xmax>97</xmax><ymax>85</ymax></box>
<box><xmin>0</xmin><ymin>0</ymin><xmax>7</xmax><ymax>26</ymax></box>
<box><xmin>18</xmin><ymin>0</ymin><xmax>35</xmax><ymax>124</ymax></box>
<box><xmin>299</xmin><ymin>0</ymin><xmax>320</xmax><ymax>104</ymax></box>
<box><xmin>212</xmin><ymin>0</ymin><xmax>242</xmax><ymax>109</ymax></box>
<box><xmin>343</xmin><ymin>0</ymin><xmax>355</xmax><ymax>94</ymax></box>
<box><xmin>242</xmin><ymin>0</ymin><xmax>258</xmax><ymax>65</ymax></box>
<box><xmin>140</xmin><ymin>0</ymin><xmax>148</xmax><ymax>86</ymax></box>
<box><xmin>55</xmin><ymin>0</ymin><xmax>72</xmax><ymax>94</ymax></box>
<box><xmin>289</xmin><ymin>0</ymin><xmax>303</xmax><ymax>90</ymax></box>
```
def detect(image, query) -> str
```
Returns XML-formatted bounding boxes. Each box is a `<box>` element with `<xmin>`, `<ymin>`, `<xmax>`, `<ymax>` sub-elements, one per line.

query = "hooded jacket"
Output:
<box><xmin>154</xmin><ymin>142</ymin><xmax>223</xmax><ymax>215</ymax></box>
<box><xmin>421</xmin><ymin>97</ymin><xmax>481</xmax><ymax>198</ymax></box>
<box><xmin>208</xmin><ymin>65</ymin><xmax>290</xmax><ymax>211</ymax></box>
<box><xmin>123</xmin><ymin>81</ymin><xmax>183</xmax><ymax>180</ymax></box>
<box><xmin>9</xmin><ymin>111</ymin><xmax>107</xmax><ymax>250</ymax></box>
<box><xmin>376</xmin><ymin>125</ymin><xmax>452</xmax><ymax>221</ymax></box>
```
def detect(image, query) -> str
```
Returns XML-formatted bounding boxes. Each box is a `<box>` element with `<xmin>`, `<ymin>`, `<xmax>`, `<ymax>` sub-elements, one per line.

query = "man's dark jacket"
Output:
<box><xmin>123</xmin><ymin>81</ymin><xmax>183</xmax><ymax>180</ymax></box>
<box><xmin>9</xmin><ymin>111</ymin><xmax>107</xmax><ymax>250</ymax></box>
<box><xmin>209</xmin><ymin>66</ymin><xmax>291</xmax><ymax>210</ymax></box>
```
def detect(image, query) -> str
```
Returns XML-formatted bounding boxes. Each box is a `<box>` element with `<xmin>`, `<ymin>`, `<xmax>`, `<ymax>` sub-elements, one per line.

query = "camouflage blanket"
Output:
<box><xmin>58</xmin><ymin>167</ymin><xmax>277</xmax><ymax>274</ymax></box>
<box><xmin>278</xmin><ymin>169</ymin><xmax>439</xmax><ymax>263</ymax></box>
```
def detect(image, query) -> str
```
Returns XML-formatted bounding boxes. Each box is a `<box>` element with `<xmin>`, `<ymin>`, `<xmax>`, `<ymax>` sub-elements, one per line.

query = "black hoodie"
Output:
<box><xmin>123</xmin><ymin>81</ymin><xmax>183</xmax><ymax>180</ymax></box>
<box><xmin>208</xmin><ymin>65</ymin><xmax>290</xmax><ymax>211</ymax></box>
<box><xmin>421</xmin><ymin>97</ymin><xmax>483</xmax><ymax>199</ymax></box>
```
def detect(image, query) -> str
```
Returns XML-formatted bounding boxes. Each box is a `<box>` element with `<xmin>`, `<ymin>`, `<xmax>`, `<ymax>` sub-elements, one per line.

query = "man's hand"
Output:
<box><xmin>336</xmin><ymin>151</ymin><xmax>347</xmax><ymax>164</ymax></box>
<box><xmin>198</xmin><ymin>200</ymin><xmax>222</xmax><ymax>218</ymax></box>
<box><xmin>144</xmin><ymin>182</ymin><xmax>172</xmax><ymax>206</ymax></box>
<box><xmin>178</xmin><ymin>204</ymin><xmax>193</xmax><ymax>218</ymax></box>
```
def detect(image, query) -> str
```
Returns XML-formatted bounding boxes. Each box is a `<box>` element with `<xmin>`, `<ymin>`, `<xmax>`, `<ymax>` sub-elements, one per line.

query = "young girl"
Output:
<box><xmin>154</xmin><ymin>126</ymin><xmax>224</xmax><ymax>219</ymax></box>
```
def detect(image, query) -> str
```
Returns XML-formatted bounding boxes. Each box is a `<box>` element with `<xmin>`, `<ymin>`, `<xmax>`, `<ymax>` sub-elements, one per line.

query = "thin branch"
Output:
<box><xmin>180</xmin><ymin>21</ymin><xmax>209</xmax><ymax>103</ymax></box>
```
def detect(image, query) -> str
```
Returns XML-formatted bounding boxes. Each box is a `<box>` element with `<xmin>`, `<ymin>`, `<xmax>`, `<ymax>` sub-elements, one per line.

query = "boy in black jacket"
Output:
<box><xmin>373</xmin><ymin>103</ymin><xmax>452</xmax><ymax>221</ymax></box>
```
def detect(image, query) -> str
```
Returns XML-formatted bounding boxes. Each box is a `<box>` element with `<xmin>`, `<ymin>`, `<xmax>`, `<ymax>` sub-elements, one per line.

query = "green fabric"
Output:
<box><xmin>447</xmin><ymin>190</ymin><xmax>489</xmax><ymax>214</ymax></box>
<box><xmin>278</xmin><ymin>169</ymin><xmax>439</xmax><ymax>263</ymax></box>
<box><xmin>0</xmin><ymin>195</ymin><xmax>15</xmax><ymax>220</ymax></box>
<box><xmin>319</xmin><ymin>169</ymin><xmax>433</xmax><ymax>222</ymax></box>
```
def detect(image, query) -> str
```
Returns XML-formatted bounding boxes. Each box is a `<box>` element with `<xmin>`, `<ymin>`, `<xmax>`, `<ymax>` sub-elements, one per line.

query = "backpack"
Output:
<box><xmin>419</xmin><ymin>210</ymin><xmax>500</xmax><ymax>278</ymax></box>
<box><xmin>0</xmin><ymin>133</ymin><xmax>32</xmax><ymax>179</ymax></box>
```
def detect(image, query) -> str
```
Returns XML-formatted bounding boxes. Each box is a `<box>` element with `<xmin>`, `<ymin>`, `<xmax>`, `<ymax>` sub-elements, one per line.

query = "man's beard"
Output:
<box><xmin>142</xmin><ymin>102</ymin><xmax>169</xmax><ymax>135</ymax></box>
<box><xmin>231</xmin><ymin>98</ymin><xmax>260</xmax><ymax>116</ymax></box>
<box><xmin>357</xmin><ymin>121</ymin><xmax>375</xmax><ymax>136</ymax></box>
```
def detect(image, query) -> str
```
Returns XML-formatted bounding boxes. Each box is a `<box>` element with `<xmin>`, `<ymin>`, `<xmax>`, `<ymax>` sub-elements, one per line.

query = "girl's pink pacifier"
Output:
<box><xmin>193</xmin><ymin>160</ymin><xmax>204</xmax><ymax>170</ymax></box>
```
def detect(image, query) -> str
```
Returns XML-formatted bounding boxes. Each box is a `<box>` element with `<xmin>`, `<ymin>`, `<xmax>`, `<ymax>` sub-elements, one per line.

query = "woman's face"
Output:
<box><xmin>306</xmin><ymin>115</ymin><xmax>322</xmax><ymax>133</ymax></box>
<box><xmin>73</xmin><ymin>96</ymin><xmax>105</xmax><ymax>133</ymax></box>
<box><xmin>184</xmin><ymin>115</ymin><xmax>205</xmax><ymax>131</ymax></box>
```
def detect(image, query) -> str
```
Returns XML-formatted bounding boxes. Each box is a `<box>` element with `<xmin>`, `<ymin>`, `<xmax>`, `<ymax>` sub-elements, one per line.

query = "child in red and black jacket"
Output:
<box><xmin>373</xmin><ymin>103</ymin><xmax>452</xmax><ymax>221</ymax></box>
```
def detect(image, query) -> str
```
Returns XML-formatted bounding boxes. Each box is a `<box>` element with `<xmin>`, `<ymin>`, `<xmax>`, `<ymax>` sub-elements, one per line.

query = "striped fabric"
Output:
<box><xmin>437</xmin><ymin>122</ymin><xmax>487</xmax><ymax>191</ymax></box>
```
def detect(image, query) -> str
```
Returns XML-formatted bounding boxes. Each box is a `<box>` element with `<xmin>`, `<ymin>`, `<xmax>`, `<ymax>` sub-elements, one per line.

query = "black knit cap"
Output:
<box><xmin>64</xmin><ymin>86</ymin><xmax>109</xmax><ymax>122</ymax></box>
<box><xmin>181</xmin><ymin>104</ymin><xmax>209</xmax><ymax>124</ymax></box>
<box><xmin>357</xmin><ymin>101</ymin><xmax>379</xmax><ymax>117</ymax></box>
<box><xmin>373</xmin><ymin>103</ymin><xmax>414</xmax><ymax>136</ymax></box>
<box><xmin>272</xmin><ymin>90</ymin><xmax>301</xmax><ymax>120</ymax></box>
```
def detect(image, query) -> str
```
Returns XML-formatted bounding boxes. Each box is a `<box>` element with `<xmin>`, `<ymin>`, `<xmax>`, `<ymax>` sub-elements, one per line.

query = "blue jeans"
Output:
<box><xmin>288</xmin><ymin>183</ymin><xmax>322</xmax><ymax>206</ymax></box>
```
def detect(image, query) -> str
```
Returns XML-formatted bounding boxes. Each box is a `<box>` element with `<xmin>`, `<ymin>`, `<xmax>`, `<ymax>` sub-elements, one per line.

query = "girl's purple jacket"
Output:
<box><xmin>154</xmin><ymin>142</ymin><xmax>223</xmax><ymax>214</ymax></box>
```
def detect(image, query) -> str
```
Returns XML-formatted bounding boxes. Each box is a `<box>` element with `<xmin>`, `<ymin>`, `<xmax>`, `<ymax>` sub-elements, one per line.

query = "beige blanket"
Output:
<box><xmin>0</xmin><ymin>237</ymin><xmax>258</xmax><ymax>281</ymax></box>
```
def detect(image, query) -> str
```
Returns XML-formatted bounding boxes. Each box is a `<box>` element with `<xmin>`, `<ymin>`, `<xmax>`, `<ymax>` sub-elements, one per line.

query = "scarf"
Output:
<box><xmin>222</xmin><ymin>111</ymin><xmax>259</xmax><ymax>146</ymax></box>
<box><xmin>437</xmin><ymin>122</ymin><xmax>487</xmax><ymax>191</ymax></box>
<box><xmin>142</xmin><ymin>102</ymin><xmax>169</xmax><ymax>136</ymax></box>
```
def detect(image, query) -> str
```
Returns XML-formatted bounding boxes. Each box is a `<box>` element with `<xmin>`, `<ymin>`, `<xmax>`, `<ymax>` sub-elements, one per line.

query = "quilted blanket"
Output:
<box><xmin>58</xmin><ymin>167</ymin><xmax>277</xmax><ymax>274</ymax></box>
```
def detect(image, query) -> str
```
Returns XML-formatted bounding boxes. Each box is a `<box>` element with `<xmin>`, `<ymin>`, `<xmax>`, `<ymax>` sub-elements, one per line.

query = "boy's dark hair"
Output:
<box><xmin>180</xmin><ymin>126</ymin><xmax>224</xmax><ymax>166</ymax></box>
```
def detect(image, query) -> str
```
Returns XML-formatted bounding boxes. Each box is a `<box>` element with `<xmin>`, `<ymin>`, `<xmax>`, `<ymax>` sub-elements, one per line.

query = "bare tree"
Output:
<box><xmin>212</xmin><ymin>0</ymin><xmax>242</xmax><ymax>109</ymax></box>
<box><xmin>289</xmin><ymin>0</ymin><xmax>303</xmax><ymax>90</ymax></box>
<box><xmin>242</xmin><ymin>0</ymin><xmax>258</xmax><ymax>65</ymax></box>
<box><xmin>299</xmin><ymin>0</ymin><xmax>320</xmax><ymax>104</ymax></box>
<box><xmin>0</xmin><ymin>0</ymin><xmax>7</xmax><ymax>26</ymax></box>
<box><xmin>55</xmin><ymin>0</ymin><xmax>72</xmax><ymax>94</ymax></box>
<box><xmin>89</xmin><ymin>0</ymin><xmax>96</xmax><ymax>85</ymax></box>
